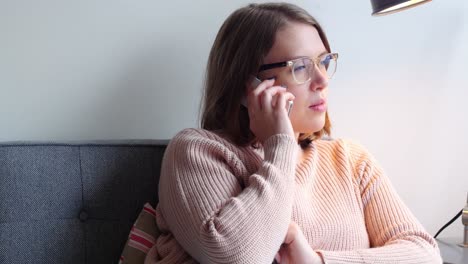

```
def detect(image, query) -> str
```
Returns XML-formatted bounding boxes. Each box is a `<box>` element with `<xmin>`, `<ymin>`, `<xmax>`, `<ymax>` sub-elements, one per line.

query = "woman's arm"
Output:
<box><xmin>158</xmin><ymin>129</ymin><xmax>298</xmax><ymax>264</ymax></box>
<box><xmin>315</xmin><ymin>141</ymin><xmax>442</xmax><ymax>264</ymax></box>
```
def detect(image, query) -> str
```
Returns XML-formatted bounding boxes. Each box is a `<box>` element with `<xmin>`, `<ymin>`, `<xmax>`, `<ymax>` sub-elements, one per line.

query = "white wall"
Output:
<box><xmin>1</xmin><ymin>0</ymin><xmax>466</xmax><ymax>239</ymax></box>
<box><xmin>312</xmin><ymin>0</ymin><xmax>468</xmax><ymax>240</ymax></box>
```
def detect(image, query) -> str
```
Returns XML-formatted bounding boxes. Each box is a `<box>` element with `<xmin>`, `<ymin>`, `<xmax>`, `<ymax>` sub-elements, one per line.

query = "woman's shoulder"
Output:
<box><xmin>172</xmin><ymin>128</ymin><xmax>221</xmax><ymax>142</ymax></box>
<box><xmin>171</xmin><ymin>128</ymin><xmax>232</xmax><ymax>143</ymax></box>
<box><xmin>168</xmin><ymin>128</ymin><xmax>241</xmax><ymax>153</ymax></box>
<box><xmin>163</xmin><ymin>128</ymin><xmax>256</xmax><ymax>178</ymax></box>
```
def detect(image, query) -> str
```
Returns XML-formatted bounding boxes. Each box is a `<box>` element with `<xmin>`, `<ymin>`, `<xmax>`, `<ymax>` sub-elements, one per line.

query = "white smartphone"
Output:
<box><xmin>242</xmin><ymin>77</ymin><xmax>293</xmax><ymax>116</ymax></box>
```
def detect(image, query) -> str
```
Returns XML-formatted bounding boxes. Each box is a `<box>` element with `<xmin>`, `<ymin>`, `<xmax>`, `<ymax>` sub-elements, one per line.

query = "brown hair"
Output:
<box><xmin>200</xmin><ymin>2</ymin><xmax>332</xmax><ymax>148</ymax></box>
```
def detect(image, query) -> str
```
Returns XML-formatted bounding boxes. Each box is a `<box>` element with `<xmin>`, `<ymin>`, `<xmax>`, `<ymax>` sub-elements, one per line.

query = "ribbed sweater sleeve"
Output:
<box><xmin>157</xmin><ymin>129</ymin><xmax>298</xmax><ymax>264</ymax></box>
<box><xmin>317</xmin><ymin>141</ymin><xmax>442</xmax><ymax>264</ymax></box>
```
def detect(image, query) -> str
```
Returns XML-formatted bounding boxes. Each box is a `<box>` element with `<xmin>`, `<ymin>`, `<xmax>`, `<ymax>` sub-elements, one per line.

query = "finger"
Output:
<box><xmin>251</xmin><ymin>79</ymin><xmax>275</xmax><ymax>99</ymax></box>
<box><xmin>261</xmin><ymin>86</ymin><xmax>288</xmax><ymax>112</ymax></box>
<box><xmin>271</xmin><ymin>92</ymin><xmax>278</xmax><ymax>109</ymax></box>
<box><xmin>271</xmin><ymin>87</ymin><xmax>287</xmax><ymax>108</ymax></box>
<box><xmin>248</xmin><ymin>79</ymin><xmax>275</xmax><ymax>110</ymax></box>
<box><xmin>276</xmin><ymin>92</ymin><xmax>295</xmax><ymax>113</ymax></box>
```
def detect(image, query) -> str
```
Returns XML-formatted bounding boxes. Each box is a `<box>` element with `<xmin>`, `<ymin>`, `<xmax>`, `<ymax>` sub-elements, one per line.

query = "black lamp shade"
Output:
<box><xmin>371</xmin><ymin>0</ymin><xmax>432</xmax><ymax>16</ymax></box>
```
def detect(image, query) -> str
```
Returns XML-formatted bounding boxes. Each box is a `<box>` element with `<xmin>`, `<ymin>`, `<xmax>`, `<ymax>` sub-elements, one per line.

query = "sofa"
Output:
<box><xmin>0</xmin><ymin>140</ymin><xmax>169</xmax><ymax>264</ymax></box>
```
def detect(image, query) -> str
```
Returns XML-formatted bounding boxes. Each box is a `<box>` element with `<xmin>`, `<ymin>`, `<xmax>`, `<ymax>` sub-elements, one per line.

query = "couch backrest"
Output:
<box><xmin>0</xmin><ymin>140</ymin><xmax>169</xmax><ymax>264</ymax></box>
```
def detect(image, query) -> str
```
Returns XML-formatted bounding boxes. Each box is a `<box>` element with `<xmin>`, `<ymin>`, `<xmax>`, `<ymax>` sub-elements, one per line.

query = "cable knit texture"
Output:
<box><xmin>146</xmin><ymin>128</ymin><xmax>442</xmax><ymax>264</ymax></box>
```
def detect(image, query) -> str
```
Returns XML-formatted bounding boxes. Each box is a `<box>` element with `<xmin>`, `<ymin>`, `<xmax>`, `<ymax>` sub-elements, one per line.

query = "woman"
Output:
<box><xmin>148</xmin><ymin>2</ymin><xmax>442</xmax><ymax>263</ymax></box>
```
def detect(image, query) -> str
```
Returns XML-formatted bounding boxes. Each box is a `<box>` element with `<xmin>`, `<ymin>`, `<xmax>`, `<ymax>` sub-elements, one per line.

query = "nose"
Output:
<box><xmin>308</xmin><ymin>66</ymin><xmax>328</xmax><ymax>91</ymax></box>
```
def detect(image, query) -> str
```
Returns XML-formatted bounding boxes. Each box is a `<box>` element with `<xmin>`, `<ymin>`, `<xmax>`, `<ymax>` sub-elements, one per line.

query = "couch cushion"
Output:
<box><xmin>80</xmin><ymin>146</ymin><xmax>163</xmax><ymax>220</ymax></box>
<box><xmin>0</xmin><ymin>140</ymin><xmax>168</xmax><ymax>264</ymax></box>
<box><xmin>0</xmin><ymin>145</ymin><xmax>82</xmax><ymax>222</ymax></box>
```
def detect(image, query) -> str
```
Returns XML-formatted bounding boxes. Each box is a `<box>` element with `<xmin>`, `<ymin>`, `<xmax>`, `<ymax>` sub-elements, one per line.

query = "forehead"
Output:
<box><xmin>263</xmin><ymin>22</ymin><xmax>326</xmax><ymax>64</ymax></box>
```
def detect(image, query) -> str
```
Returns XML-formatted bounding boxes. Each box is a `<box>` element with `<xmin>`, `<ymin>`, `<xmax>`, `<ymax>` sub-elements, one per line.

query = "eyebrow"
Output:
<box><xmin>317</xmin><ymin>51</ymin><xmax>328</xmax><ymax>58</ymax></box>
<box><xmin>258</xmin><ymin>51</ymin><xmax>329</xmax><ymax>72</ymax></box>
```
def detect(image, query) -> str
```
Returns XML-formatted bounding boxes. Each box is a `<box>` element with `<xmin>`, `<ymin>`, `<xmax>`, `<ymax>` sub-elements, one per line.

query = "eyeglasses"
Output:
<box><xmin>256</xmin><ymin>52</ymin><xmax>339</xmax><ymax>85</ymax></box>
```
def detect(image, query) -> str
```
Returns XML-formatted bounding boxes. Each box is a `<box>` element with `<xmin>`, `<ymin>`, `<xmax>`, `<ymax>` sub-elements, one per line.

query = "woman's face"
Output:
<box><xmin>260</xmin><ymin>22</ymin><xmax>329</xmax><ymax>134</ymax></box>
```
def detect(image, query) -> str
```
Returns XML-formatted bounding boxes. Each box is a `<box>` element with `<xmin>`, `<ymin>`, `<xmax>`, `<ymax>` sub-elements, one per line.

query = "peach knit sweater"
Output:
<box><xmin>148</xmin><ymin>128</ymin><xmax>442</xmax><ymax>264</ymax></box>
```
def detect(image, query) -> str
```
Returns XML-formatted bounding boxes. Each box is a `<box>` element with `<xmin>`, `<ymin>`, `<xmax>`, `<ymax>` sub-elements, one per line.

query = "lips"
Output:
<box><xmin>309</xmin><ymin>99</ymin><xmax>327</xmax><ymax>112</ymax></box>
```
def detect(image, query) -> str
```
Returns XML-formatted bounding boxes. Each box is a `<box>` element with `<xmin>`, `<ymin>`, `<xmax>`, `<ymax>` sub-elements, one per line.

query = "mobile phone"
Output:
<box><xmin>242</xmin><ymin>77</ymin><xmax>293</xmax><ymax>116</ymax></box>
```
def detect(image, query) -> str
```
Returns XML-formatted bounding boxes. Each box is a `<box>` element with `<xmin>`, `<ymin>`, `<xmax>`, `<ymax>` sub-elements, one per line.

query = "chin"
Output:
<box><xmin>293</xmin><ymin>114</ymin><xmax>326</xmax><ymax>134</ymax></box>
<box><xmin>297</xmin><ymin>124</ymin><xmax>325</xmax><ymax>134</ymax></box>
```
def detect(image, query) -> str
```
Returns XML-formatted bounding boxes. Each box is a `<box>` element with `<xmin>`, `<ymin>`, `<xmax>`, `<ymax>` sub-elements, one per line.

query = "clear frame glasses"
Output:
<box><xmin>257</xmin><ymin>52</ymin><xmax>339</xmax><ymax>85</ymax></box>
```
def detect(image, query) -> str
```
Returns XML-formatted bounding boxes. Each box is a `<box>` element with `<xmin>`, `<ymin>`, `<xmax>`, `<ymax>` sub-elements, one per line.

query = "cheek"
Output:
<box><xmin>287</xmin><ymin>87</ymin><xmax>307</xmax><ymax>106</ymax></box>
<box><xmin>323</xmin><ymin>87</ymin><xmax>329</xmax><ymax>97</ymax></box>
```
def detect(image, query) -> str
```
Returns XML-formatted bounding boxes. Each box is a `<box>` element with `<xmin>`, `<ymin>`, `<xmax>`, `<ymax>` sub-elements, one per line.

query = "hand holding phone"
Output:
<box><xmin>243</xmin><ymin>77</ymin><xmax>296</xmax><ymax>143</ymax></box>
<box><xmin>242</xmin><ymin>77</ymin><xmax>293</xmax><ymax>116</ymax></box>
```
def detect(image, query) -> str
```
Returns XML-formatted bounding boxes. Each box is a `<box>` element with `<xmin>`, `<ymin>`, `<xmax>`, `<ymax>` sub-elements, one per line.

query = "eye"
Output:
<box><xmin>293</xmin><ymin>65</ymin><xmax>307</xmax><ymax>72</ymax></box>
<box><xmin>265</xmin><ymin>76</ymin><xmax>276</xmax><ymax>80</ymax></box>
<box><xmin>320</xmin><ymin>56</ymin><xmax>331</xmax><ymax>69</ymax></box>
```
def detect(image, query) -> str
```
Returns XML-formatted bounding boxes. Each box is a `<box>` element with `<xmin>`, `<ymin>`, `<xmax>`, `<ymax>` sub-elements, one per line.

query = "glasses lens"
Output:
<box><xmin>319</xmin><ymin>54</ymin><xmax>337</xmax><ymax>79</ymax></box>
<box><xmin>292</xmin><ymin>58</ymin><xmax>312</xmax><ymax>84</ymax></box>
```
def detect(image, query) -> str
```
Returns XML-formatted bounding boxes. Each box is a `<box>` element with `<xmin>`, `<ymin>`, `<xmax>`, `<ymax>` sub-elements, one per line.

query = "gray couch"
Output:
<box><xmin>0</xmin><ymin>140</ymin><xmax>169</xmax><ymax>264</ymax></box>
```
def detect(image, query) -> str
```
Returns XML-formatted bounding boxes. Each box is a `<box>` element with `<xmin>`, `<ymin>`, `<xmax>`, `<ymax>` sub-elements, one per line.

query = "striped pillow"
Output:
<box><xmin>119</xmin><ymin>203</ymin><xmax>160</xmax><ymax>264</ymax></box>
